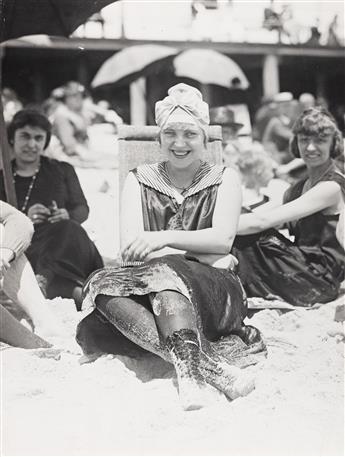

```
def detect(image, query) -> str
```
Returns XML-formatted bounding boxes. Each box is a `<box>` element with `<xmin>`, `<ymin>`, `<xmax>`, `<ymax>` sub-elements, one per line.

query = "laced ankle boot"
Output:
<box><xmin>165</xmin><ymin>329</ymin><xmax>221</xmax><ymax>410</ymax></box>
<box><xmin>198</xmin><ymin>347</ymin><xmax>255</xmax><ymax>400</ymax></box>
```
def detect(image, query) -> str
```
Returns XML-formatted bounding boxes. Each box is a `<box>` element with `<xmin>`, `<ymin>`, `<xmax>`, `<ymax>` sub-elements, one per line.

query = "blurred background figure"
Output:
<box><xmin>45</xmin><ymin>81</ymin><xmax>121</xmax><ymax>168</ymax></box>
<box><xmin>191</xmin><ymin>0</ymin><xmax>204</xmax><ymax>20</ymax></box>
<box><xmin>263</xmin><ymin>0</ymin><xmax>291</xmax><ymax>43</ymax></box>
<box><xmin>298</xmin><ymin>92</ymin><xmax>316</xmax><ymax>112</ymax></box>
<box><xmin>213</xmin><ymin>140</ymin><xmax>287</xmax><ymax>212</ymax></box>
<box><xmin>236</xmin><ymin>143</ymin><xmax>290</xmax><ymax>211</ymax></box>
<box><xmin>86</xmin><ymin>99</ymin><xmax>123</xmax><ymax>127</ymax></box>
<box><xmin>1</xmin><ymin>87</ymin><xmax>23</xmax><ymax>124</ymax></box>
<box><xmin>252</xmin><ymin>95</ymin><xmax>276</xmax><ymax>142</ymax></box>
<box><xmin>327</xmin><ymin>14</ymin><xmax>341</xmax><ymax>47</ymax></box>
<box><xmin>304</xmin><ymin>18</ymin><xmax>321</xmax><ymax>46</ymax></box>
<box><xmin>50</xmin><ymin>81</ymin><xmax>95</xmax><ymax>165</ymax></box>
<box><xmin>262</xmin><ymin>92</ymin><xmax>294</xmax><ymax>165</ymax></box>
<box><xmin>209</xmin><ymin>105</ymin><xmax>244</xmax><ymax>167</ymax></box>
<box><xmin>262</xmin><ymin>92</ymin><xmax>308</xmax><ymax>182</ymax></box>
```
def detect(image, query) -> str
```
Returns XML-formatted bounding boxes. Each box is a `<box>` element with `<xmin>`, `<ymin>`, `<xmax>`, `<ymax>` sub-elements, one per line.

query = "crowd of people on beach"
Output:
<box><xmin>1</xmin><ymin>81</ymin><xmax>344</xmax><ymax>410</ymax></box>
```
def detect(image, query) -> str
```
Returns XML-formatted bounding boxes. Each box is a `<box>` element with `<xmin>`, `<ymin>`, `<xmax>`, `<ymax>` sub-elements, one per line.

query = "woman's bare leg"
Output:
<box><xmin>2</xmin><ymin>254</ymin><xmax>66</xmax><ymax>338</ymax></box>
<box><xmin>0</xmin><ymin>304</ymin><xmax>51</xmax><ymax>349</ymax></box>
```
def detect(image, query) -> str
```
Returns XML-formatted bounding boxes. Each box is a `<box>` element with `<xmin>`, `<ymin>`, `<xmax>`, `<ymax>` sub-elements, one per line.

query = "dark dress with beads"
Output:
<box><xmin>77</xmin><ymin>161</ymin><xmax>266</xmax><ymax>367</ymax></box>
<box><xmin>233</xmin><ymin>163</ymin><xmax>345</xmax><ymax>307</ymax></box>
<box><xmin>0</xmin><ymin>156</ymin><xmax>103</xmax><ymax>299</ymax></box>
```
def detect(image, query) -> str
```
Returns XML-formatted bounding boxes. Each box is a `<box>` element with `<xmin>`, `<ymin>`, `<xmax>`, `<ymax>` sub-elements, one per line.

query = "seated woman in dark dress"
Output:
<box><xmin>0</xmin><ymin>109</ymin><xmax>103</xmax><ymax>310</ymax></box>
<box><xmin>76</xmin><ymin>84</ymin><xmax>266</xmax><ymax>411</ymax></box>
<box><xmin>234</xmin><ymin>107</ymin><xmax>345</xmax><ymax>307</ymax></box>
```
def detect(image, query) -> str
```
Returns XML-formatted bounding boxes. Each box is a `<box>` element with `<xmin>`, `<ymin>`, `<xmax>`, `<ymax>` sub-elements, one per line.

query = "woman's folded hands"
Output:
<box><xmin>27</xmin><ymin>203</ymin><xmax>70</xmax><ymax>225</ymax></box>
<box><xmin>121</xmin><ymin>230</ymin><xmax>238</xmax><ymax>270</ymax></box>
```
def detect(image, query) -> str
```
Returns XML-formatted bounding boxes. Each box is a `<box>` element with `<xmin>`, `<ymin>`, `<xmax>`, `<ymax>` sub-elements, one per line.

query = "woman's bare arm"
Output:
<box><xmin>238</xmin><ymin>180</ymin><xmax>342</xmax><ymax>235</ymax></box>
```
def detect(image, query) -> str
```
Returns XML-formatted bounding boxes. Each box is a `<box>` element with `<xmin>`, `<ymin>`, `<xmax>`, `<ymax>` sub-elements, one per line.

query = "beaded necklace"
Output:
<box><xmin>13</xmin><ymin>166</ymin><xmax>40</xmax><ymax>212</ymax></box>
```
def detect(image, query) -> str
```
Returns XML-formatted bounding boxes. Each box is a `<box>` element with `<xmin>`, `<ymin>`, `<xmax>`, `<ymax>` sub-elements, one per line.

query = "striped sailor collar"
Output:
<box><xmin>134</xmin><ymin>161</ymin><xmax>224</xmax><ymax>202</ymax></box>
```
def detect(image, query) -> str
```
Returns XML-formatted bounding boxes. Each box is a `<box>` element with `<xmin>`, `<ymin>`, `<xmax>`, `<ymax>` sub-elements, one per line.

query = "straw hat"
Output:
<box><xmin>272</xmin><ymin>92</ymin><xmax>293</xmax><ymax>103</ymax></box>
<box><xmin>209</xmin><ymin>106</ymin><xmax>243</xmax><ymax>130</ymax></box>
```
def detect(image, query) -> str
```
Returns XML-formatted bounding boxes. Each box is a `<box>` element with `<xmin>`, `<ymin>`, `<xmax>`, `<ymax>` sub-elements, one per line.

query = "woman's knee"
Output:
<box><xmin>150</xmin><ymin>290</ymin><xmax>191</xmax><ymax>317</ymax></box>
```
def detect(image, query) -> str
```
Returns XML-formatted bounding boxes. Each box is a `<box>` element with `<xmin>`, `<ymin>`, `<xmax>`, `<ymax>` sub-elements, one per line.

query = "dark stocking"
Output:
<box><xmin>95</xmin><ymin>294</ymin><xmax>166</xmax><ymax>358</ymax></box>
<box><xmin>90</xmin><ymin>293</ymin><xmax>254</xmax><ymax>405</ymax></box>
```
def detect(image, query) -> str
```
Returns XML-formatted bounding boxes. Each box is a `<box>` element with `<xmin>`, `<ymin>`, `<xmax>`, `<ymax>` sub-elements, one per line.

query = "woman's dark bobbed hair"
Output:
<box><xmin>290</xmin><ymin>107</ymin><xmax>344</xmax><ymax>159</ymax></box>
<box><xmin>7</xmin><ymin>109</ymin><xmax>52</xmax><ymax>150</ymax></box>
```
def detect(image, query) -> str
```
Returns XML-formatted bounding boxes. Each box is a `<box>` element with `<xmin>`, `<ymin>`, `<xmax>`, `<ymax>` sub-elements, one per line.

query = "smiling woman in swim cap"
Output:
<box><xmin>76</xmin><ymin>83</ymin><xmax>265</xmax><ymax>411</ymax></box>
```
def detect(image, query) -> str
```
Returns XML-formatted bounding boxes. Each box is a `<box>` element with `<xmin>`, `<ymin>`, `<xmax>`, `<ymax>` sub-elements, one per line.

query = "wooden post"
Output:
<box><xmin>316</xmin><ymin>73</ymin><xmax>326</xmax><ymax>101</ymax></box>
<box><xmin>0</xmin><ymin>97</ymin><xmax>17</xmax><ymax>206</ymax></box>
<box><xmin>130</xmin><ymin>77</ymin><xmax>147</xmax><ymax>125</ymax></box>
<box><xmin>0</xmin><ymin>46</ymin><xmax>17</xmax><ymax>206</ymax></box>
<box><xmin>263</xmin><ymin>54</ymin><xmax>280</xmax><ymax>97</ymax></box>
<box><xmin>77</xmin><ymin>55</ymin><xmax>89</xmax><ymax>87</ymax></box>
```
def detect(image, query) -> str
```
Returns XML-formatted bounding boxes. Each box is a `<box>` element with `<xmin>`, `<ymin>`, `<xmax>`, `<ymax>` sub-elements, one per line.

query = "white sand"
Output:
<box><xmin>2</xmin><ymin>296</ymin><xmax>344</xmax><ymax>456</ymax></box>
<box><xmin>1</xmin><ymin>164</ymin><xmax>344</xmax><ymax>456</ymax></box>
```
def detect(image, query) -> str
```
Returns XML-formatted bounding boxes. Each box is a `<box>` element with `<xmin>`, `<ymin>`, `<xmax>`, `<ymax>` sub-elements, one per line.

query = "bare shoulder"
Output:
<box><xmin>311</xmin><ymin>179</ymin><xmax>342</xmax><ymax>198</ymax></box>
<box><xmin>222</xmin><ymin>167</ymin><xmax>241</xmax><ymax>186</ymax></box>
<box><xmin>313</xmin><ymin>180</ymin><xmax>343</xmax><ymax>210</ymax></box>
<box><xmin>122</xmin><ymin>171</ymin><xmax>141</xmax><ymax>197</ymax></box>
<box><xmin>124</xmin><ymin>171</ymin><xmax>140</xmax><ymax>185</ymax></box>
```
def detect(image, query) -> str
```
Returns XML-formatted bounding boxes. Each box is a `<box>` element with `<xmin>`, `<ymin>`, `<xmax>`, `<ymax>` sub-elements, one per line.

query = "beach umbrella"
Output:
<box><xmin>91</xmin><ymin>45</ymin><xmax>250</xmax><ymax>90</ymax></box>
<box><xmin>0</xmin><ymin>0</ymin><xmax>117</xmax><ymax>43</ymax></box>
<box><xmin>91</xmin><ymin>44</ymin><xmax>179</xmax><ymax>88</ymax></box>
<box><xmin>0</xmin><ymin>0</ymin><xmax>119</xmax><ymax>206</ymax></box>
<box><xmin>174</xmin><ymin>49</ymin><xmax>249</xmax><ymax>90</ymax></box>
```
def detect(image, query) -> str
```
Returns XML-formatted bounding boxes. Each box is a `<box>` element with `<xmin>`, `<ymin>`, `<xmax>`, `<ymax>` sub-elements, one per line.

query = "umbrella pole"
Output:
<box><xmin>0</xmin><ymin>43</ymin><xmax>16</xmax><ymax>206</ymax></box>
<box><xmin>130</xmin><ymin>78</ymin><xmax>147</xmax><ymax>125</ymax></box>
<box><xmin>0</xmin><ymin>96</ymin><xmax>17</xmax><ymax>207</ymax></box>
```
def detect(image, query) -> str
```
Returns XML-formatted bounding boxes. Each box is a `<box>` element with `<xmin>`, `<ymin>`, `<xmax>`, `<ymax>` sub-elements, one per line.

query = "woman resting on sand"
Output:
<box><xmin>0</xmin><ymin>109</ymin><xmax>103</xmax><ymax>310</ymax></box>
<box><xmin>0</xmin><ymin>200</ymin><xmax>64</xmax><ymax>349</ymax></box>
<box><xmin>76</xmin><ymin>84</ymin><xmax>266</xmax><ymax>411</ymax></box>
<box><xmin>233</xmin><ymin>107</ymin><xmax>345</xmax><ymax>307</ymax></box>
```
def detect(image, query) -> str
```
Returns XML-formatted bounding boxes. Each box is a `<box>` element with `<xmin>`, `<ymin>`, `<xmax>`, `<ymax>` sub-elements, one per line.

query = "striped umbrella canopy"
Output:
<box><xmin>91</xmin><ymin>44</ymin><xmax>179</xmax><ymax>88</ymax></box>
<box><xmin>92</xmin><ymin>45</ymin><xmax>249</xmax><ymax>90</ymax></box>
